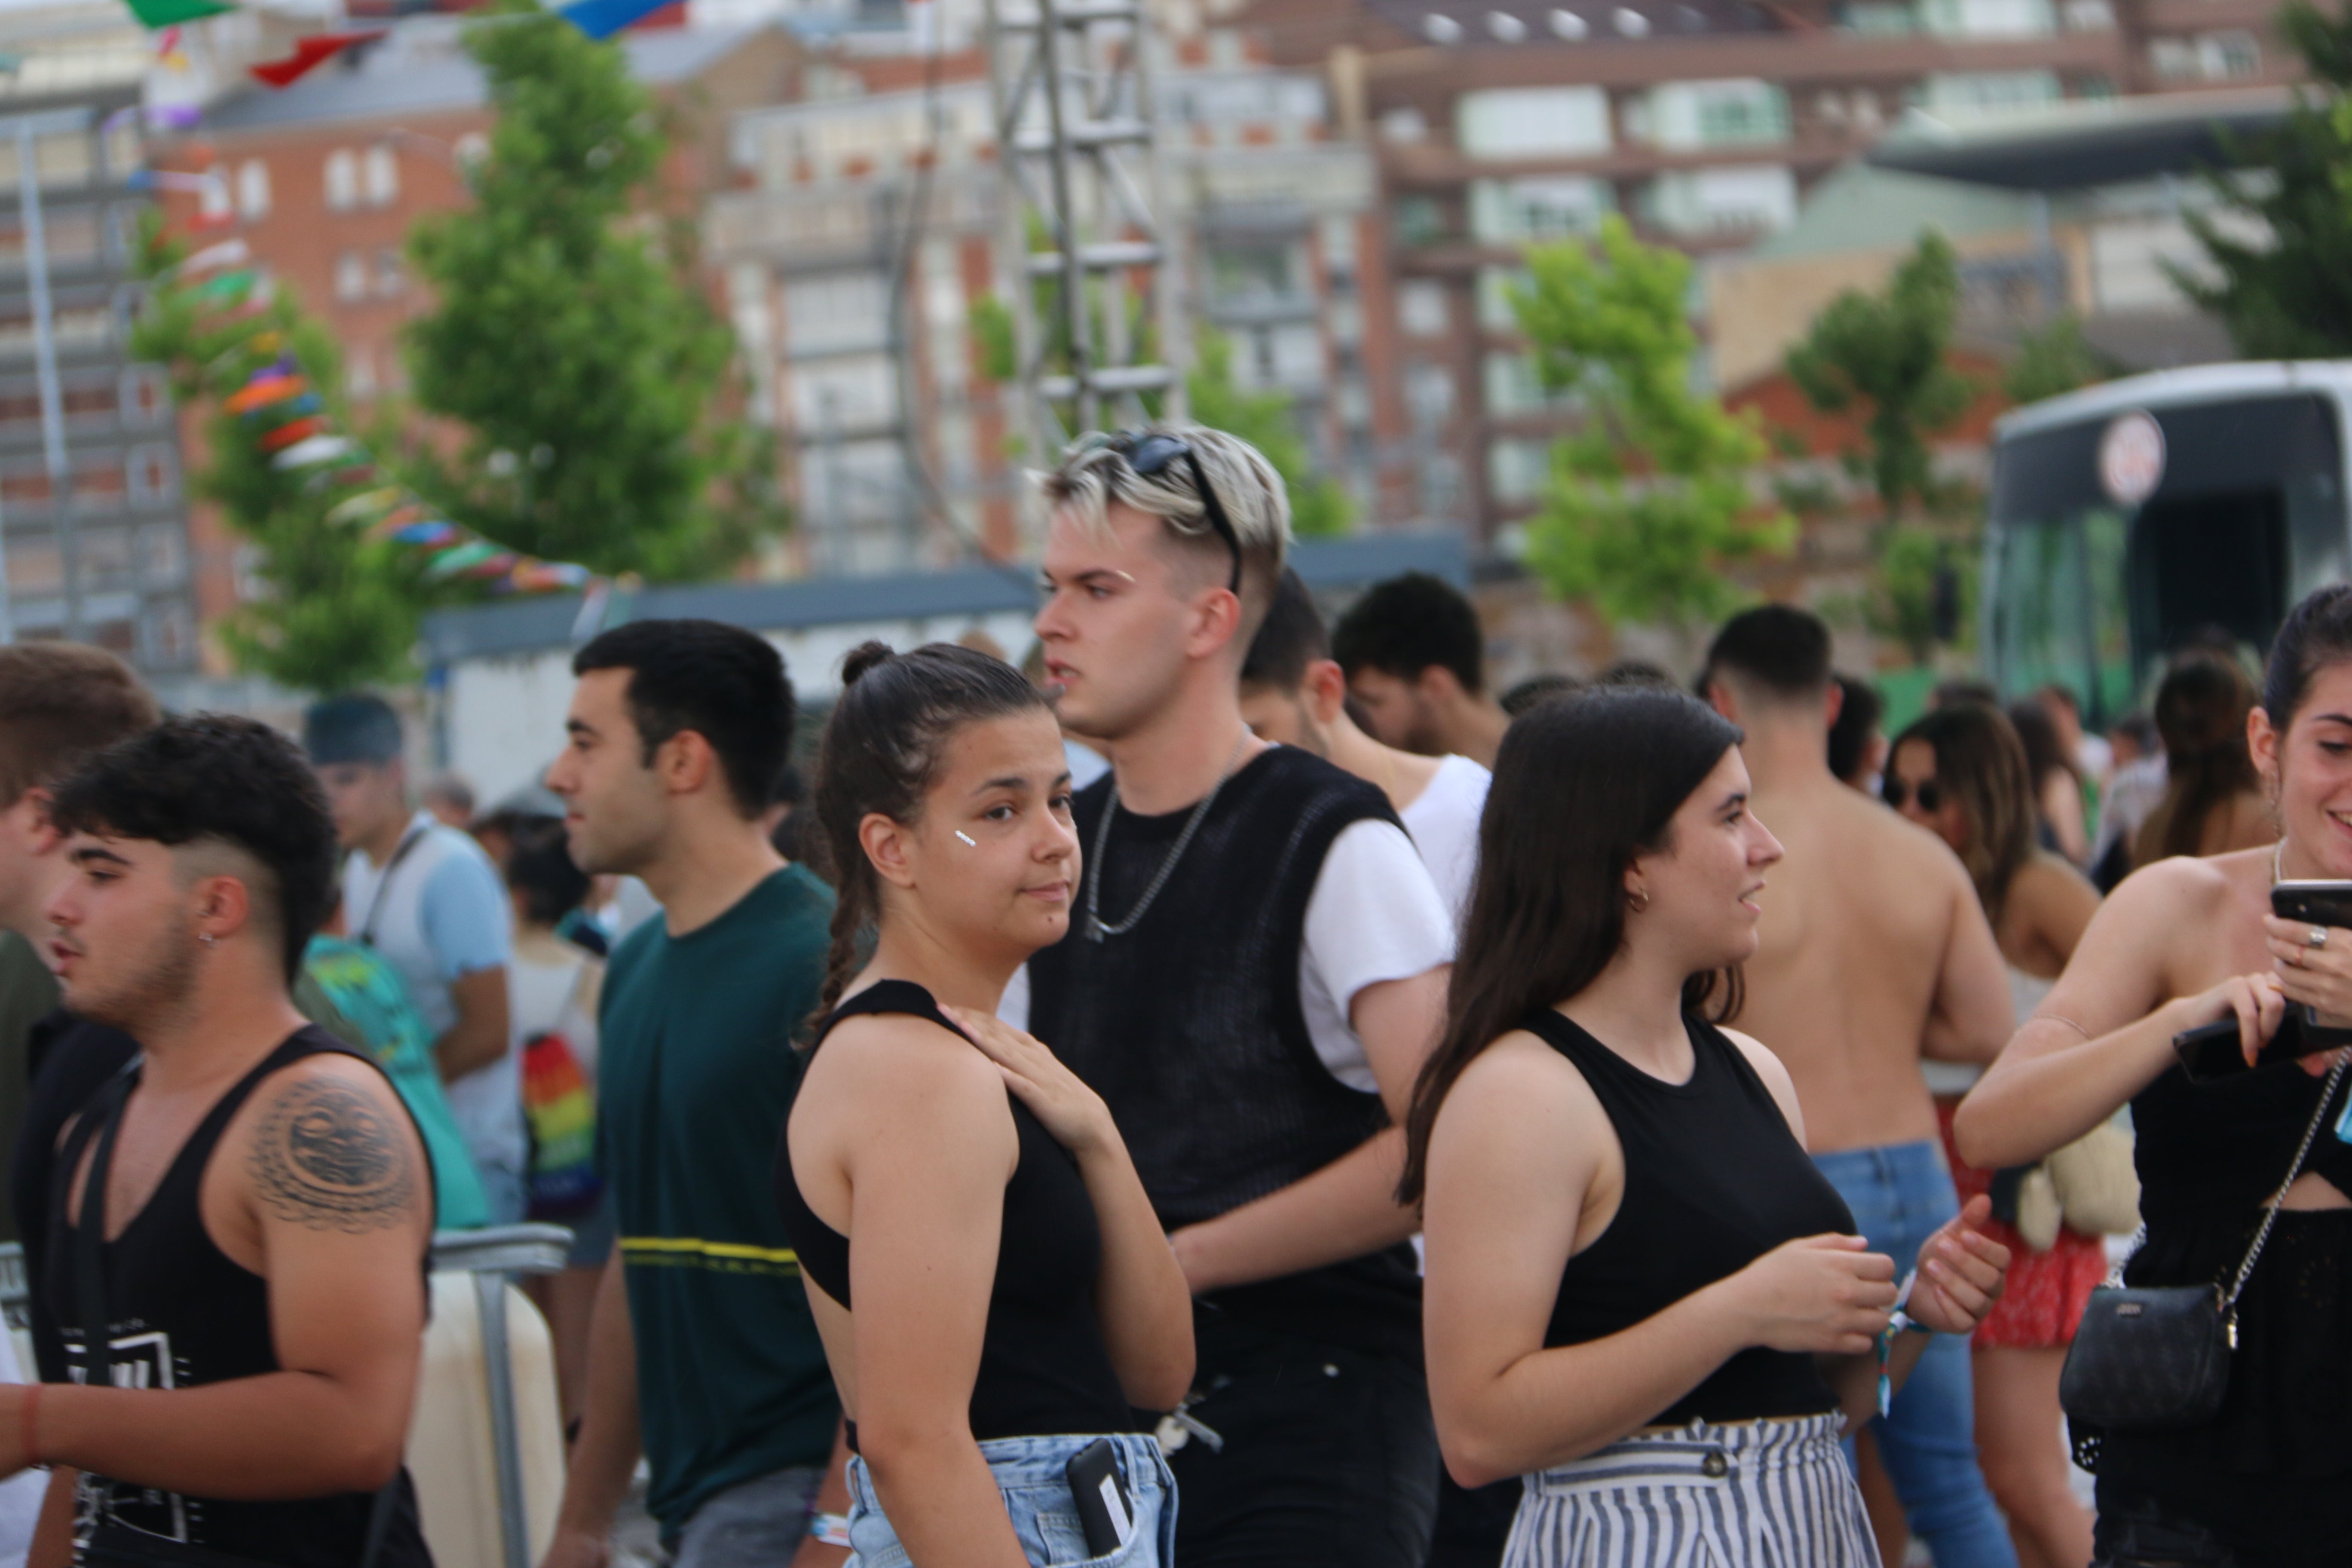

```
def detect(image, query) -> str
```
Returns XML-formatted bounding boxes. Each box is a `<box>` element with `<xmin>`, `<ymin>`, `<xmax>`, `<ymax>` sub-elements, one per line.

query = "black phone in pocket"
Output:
<box><xmin>1065</xmin><ymin>1438</ymin><xmax>1136</xmax><ymax>1558</ymax></box>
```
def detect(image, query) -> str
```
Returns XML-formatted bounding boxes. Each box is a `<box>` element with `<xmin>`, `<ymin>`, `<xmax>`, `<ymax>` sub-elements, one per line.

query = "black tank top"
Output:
<box><xmin>772</xmin><ymin>980</ymin><xmax>1135</xmax><ymax>1449</ymax></box>
<box><xmin>43</xmin><ymin>1028</ymin><xmax>432</xmax><ymax>1568</ymax></box>
<box><xmin>1525</xmin><ymin>1009</ymin><xmax>1852</xmax><ymax>1426</ymax></box>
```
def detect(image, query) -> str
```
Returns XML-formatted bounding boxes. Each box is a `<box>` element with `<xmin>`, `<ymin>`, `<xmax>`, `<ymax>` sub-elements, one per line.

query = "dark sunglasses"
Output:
<box><xmin>1089</xmin><ymin>431</ymin><xmax>1243</xmax><ymax>594</ymax></box>
<box><xmin>1882</xmin><ymin>776</ymin><xmax>1943</xmax><ymax>813</ymax></box>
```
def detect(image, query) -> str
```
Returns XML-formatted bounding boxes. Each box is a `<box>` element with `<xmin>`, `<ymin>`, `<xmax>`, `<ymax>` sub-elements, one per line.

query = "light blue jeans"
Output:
<box><xmin>1814</xmin><ymin>1139</ymin><xmax>2019</xmax><ymax>1568</ymax></box>
<box><xmin>845</xmin><ymin>1432</ymin><xmax>1175</xmax><ymax>1568</ymax></box>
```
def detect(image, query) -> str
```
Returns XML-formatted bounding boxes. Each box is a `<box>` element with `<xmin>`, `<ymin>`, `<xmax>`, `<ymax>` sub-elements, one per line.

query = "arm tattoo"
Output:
<box><xmin>248</xmin><ymin>1078</ymin><xmax>418</xmax><ymax>1233</ymax></box>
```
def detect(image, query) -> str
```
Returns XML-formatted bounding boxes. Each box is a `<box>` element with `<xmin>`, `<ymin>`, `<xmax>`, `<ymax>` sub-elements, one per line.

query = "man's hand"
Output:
<box><xmin>538</xmin><ymin>1527</ymin><xmax>612</xmax><ymax>1568</ymax></box>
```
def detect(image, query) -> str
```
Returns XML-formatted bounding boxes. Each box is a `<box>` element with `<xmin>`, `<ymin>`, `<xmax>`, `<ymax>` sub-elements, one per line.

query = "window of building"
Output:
<box><xmin>1456</xmin><ymin>87</ymin><xmax>1612</xmax><ymax>158</ymax></box>
<box><xmin>363</xmin><ymin>144</ymin><xmax>399</xmax><ymax>207</ymax></box>
<box><xmin>1268</xmin><ymin>324</ymin><xmax>1324</xmax><ymax>387</ymax></box>
<box><xmin>324</xmin><ymin>149</ymin><xmax>358</xmax><ymax>211</ymax></box>
<box><xmin>236</xmin><ymin>159</ymin><xmax>271</xmax><ymax>221</ymax></box>
<box><xmin>138</xmin><ymin>522</ymin><xmax>184</xmax><ymax>584</ymax></box>
<box><xmin>334</xmin><ymin>251</ymin><xmax>368</xmax><ymax>302</ymax></box>
<box><xmin>1487</xmin><ymin>438</ymin><xmax>1553</xmax><ymax>504</ymax></box>
<box><xmin>1920</xmin><ymin>70</ymin><xmax>2062</xmax><ymax>111</ymax></box>
<box><xmin>1399</xmin><ymin>280</ymin><xmax>1450</xmax><ymax>338</ymax></box>
<box><xmin>1642</xmin><ymin>80</ymin><xmax>1790</xmax><ymax>150</ymax></box>
<box><xmin>2061</xmin><ymin>0</ymin><xmax>2113</xmax><ymax>30</ymax></box>
<box><xmin>1209</xmin><ymin>244</ymin><xmax>1300</xmax><ymax>303</ymax></box>
<box><xmin>1405</xmin><ymin>361</ymin><xmax>1456</xmax><ymax>429</ymax></box>
<box><xmin>1380</xmin><ymin>107</ymin><xmax>1430</xmax><ymax>144</ymax></box>
<box><xmin>782</xmin><ymin>273</ymin><xmax>891</xmax><ymax>356</ymax></box>
<box><xmin>347</xmin><ymin>345</ymin><xmax>377</xmax><ymax>399</ymax></box>
<box><xmin>1476</xmin><ymin>266</ymin><xmax>1534</xmax><ymax>331</ymax></box>
<box><xmin>376</xmin><ymin>248</ymin><xmax>405</xmax><ymax>297</ymax></box>
<box><xmin>1484</xmin><ymin>352</ymin><xmax>1579</xmax><ymax>415</ymax></box>
<box><xmin>1319</xmin><ymin>214</ymin><xmax>1359</xmax><ymax>277</ymax></box>
<box><xmin>126</xmin><ymin>444</ymin><xmax>177</xmax><ymax>504</ymax></box>
<box><xmin>790</xmin><ymin>353</ymin><xmax>899</xmax><ymax>432</ymax></box>
<box><xmin>118</xmin><ymin>364</ymin><xmax>169</xmax><ymax>428</ymax></box>
<box><xmin>141</xmin><ymin>597</ymin><xmax>194</xmax><ymax>667</ymax></box>
<box><xmin>2199</xmin><ymin>31</ymin><xmax>2260</xmax><ymax>78</ymax></box>
<box><xmin>1469</xmin><ymin>176</ymin><xmax>1611</xmax><ymax>243</ymax></box>
<box><xmin>1643</xmin><ymin>165</ymin><xmax>1799</xmax><ymax>236</ymax></box>
<box><xmin>1920</xmin><ymin>0</ymin><xmax>2053</xmax><ymax>37</ymax></box>
<box><xmin>2148</xmin><ymin>38</ymin><xmax>2196</xmax><ymax>78</ymax></box>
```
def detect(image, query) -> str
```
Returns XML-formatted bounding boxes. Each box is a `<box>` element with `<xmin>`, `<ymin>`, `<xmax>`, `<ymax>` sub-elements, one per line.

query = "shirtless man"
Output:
<box><xmin>15</xmin><ymin>714</ymin><xmax>434</xmax><ymax>1568</ymax></box>
<box><xmin>1701</xmin><ymin>606</ymin><xmax>2019</xmax><ymax>1568</ymax></box>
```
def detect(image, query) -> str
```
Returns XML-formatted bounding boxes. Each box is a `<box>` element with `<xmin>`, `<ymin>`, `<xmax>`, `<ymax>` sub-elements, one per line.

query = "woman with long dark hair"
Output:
<box><xmin>775</xmin><ymin>641</ymin><xmax>1193</xmax><ymax>1568</ymax></box>
<box><xmin>1408</xmin><ymin>688</ymin><xmax>2009</xmax><ymax>1567</ymax></box>
<box><xmin>1885</xmin><ymin>703</ymin><xmax>2102</xmax><ymax>1568</ymax></box>
<box><xmin>2007</xmin><ymin>700</ymin><xmax>2090</xmax><ymax>866</ymax></box>
<box><xmin>1957</xmin><ymin>584</ymin><xmax>2352</xmax><ymax>1566</ymax></box>
<box><xmin>2133</xmin><ymin>653</ymin><xmax>2272</xmax><ymax>867</ymax></box>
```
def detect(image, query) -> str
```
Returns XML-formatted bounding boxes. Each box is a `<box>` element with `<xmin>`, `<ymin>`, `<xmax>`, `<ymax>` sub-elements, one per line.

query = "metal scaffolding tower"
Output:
<box><xmin>983</xmin><ymin>0</ymin><xmax>1186</xmax><ymax>463</ymax></box>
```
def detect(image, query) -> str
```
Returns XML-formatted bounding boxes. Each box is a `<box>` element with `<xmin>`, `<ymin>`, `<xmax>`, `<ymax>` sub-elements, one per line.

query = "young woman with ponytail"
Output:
<box><xmin>1408</xmin><ymin>688</ymin><xmax>2010</xmax><ymax>1568</ymax></box>
<box><xmin>774</xmin><ymin>640</ymin><xmax>1193</xmax><ymax>1568</ymax></box>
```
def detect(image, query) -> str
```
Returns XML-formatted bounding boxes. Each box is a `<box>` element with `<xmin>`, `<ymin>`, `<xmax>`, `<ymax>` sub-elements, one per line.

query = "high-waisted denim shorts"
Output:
<box><xmin>845</xmin><ymin>1430</ymin><xmax>1175</xmax><ymax>1568</ymax></box>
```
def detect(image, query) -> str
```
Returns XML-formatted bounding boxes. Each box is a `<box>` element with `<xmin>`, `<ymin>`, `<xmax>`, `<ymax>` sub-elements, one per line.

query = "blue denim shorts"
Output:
<box><xmin>845</xmin><ymin>1431</ymin><xmax>1174</xmax><ymax>1568</ymax></box>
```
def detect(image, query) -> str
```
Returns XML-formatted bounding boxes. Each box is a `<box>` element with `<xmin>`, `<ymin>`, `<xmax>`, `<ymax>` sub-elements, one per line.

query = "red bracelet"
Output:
<box><xmin>20</xmin><ymin>1382</ymin><xmax>39</xmax><ymax>1469</ymax></box>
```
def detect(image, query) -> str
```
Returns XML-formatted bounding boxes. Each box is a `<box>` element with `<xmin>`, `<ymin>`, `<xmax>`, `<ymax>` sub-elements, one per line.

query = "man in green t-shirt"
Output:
<box><xmin>541</xmin><ymin>619</ymin><xmax>845</xmax><ymax>1568</ymax></box>
<box><xmin>0</xmin><ymin>644</ymin><xmax>158</xmax><ymax>1242</ymax></box>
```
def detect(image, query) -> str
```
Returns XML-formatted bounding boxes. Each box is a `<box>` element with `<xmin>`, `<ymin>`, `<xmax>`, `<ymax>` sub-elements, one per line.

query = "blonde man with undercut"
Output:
<box><xmin>1002</xmin><ymin>426</ymin><xmax>1455</xmax><ymax>1568</ymax></box>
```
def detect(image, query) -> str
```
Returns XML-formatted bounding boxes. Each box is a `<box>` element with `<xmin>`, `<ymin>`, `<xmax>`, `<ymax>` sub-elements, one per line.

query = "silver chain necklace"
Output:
<box><xmin>1084</xmin><ymin>731</ymin><xmax>1249</xmax><ymax>942</ymax></box>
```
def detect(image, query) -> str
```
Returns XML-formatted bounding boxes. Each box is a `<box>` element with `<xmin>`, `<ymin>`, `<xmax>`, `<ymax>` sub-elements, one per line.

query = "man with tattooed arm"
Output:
<box><xmin>7</xmin><ymin>715</ymin><xmax>436</xmax><ymax>1568</ymax></box>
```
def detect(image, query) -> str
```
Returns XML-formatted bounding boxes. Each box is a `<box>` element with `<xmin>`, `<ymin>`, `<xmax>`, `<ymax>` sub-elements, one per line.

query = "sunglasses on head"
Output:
<box><xmin>1882</xmin><ymin>776</ymin><xmax>1943</xmax><ymax>813</ymax></box>
<box><xmin>1082</xmin><ymin>430</ymin><xmax>1243</xmax><ymax>595</ymax></box>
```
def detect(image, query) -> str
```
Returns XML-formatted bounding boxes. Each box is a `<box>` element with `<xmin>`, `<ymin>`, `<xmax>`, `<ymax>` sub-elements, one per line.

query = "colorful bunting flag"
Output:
<box><xmin>270</xmin><ymin>433</ymin><xmax>355</xmax><ymax>469</ymax></box>
<box><xmin>126</xmin><ymin>0</ymin><xmax>237</xmax><ymax>29</ymax></box>
<box><xmin>172</xmin><ymin>237</ymin><xmax>249</xmax><ymax>277</ymax></box>
<box><xmin>257</xmin><ymin>415</ymin><xmax>327</xmax><ymax>453</ymax></box>
<box><xmin>556</xmin><ymin>0</ymin><xmax>675</xmax><ymax>40</ymax></box>
<box><xmin>326</xmin><ymin>486</ymin><xmax>402</xmax><ymax>526</ymax></box>
<box><xmin>223</xmin><ymin>374</ymin><xmax>301</xmax><ymax>414</ymax></box>
<box><xmin>250</xmin><ymin>30</ymin><xmax>387</xmax><ymax>89</ymax></box>
<box><xmin>427</xmin><ymin>541</ymin><xmax>500</xmax><ymax>578</ymax></box>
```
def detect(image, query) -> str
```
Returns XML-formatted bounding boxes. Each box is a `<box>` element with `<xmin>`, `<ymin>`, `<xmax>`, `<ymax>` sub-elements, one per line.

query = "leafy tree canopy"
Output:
<box><xmin>1513</xmin><ymin>216</ymin><xmax>1792</xmax><ymax>627</ymax></box>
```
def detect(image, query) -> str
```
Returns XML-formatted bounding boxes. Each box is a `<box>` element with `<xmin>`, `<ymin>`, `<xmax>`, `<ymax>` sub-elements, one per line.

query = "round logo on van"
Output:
<box><xmin>2098</xmin><ymin>410</ymin><xmax>2165</xmax><ymax>506</ymax></box>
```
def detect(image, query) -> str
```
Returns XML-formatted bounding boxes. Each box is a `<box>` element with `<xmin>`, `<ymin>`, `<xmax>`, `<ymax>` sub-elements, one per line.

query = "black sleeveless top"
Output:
<box><xmin>1525</xmin><ymin>1009</ymin><xmax>1852</xmax><ymax>1425</ymax></box>
<box><xmin>772</xmin><ymin>980</ymin><xmax>1135</xmax><ymax>1449</ymax></box>
<box><xmin>42</xmin><ymin>1027</ymin><xmax>432</xmax><ymax>1568</ymax></box>
<box><xmin>2097</xmin><ymin>1061</ymin><xmax>2352</xmax><ymax>1504</ymax></box>
<box><xmin>1025</xmin><ymin>747</ymin><xmax>1419</xmax><ymax>1359</ymax></box>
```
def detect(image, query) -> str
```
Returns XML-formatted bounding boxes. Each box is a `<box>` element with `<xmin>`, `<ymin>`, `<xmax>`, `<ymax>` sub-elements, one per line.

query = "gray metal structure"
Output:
<box><xmin>983</xmin><ymin>0</ymin><xmax>1185</xmax><ymax>456</ymax></box>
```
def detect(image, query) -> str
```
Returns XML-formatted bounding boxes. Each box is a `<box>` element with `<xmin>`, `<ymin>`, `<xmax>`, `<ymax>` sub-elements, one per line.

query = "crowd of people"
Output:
<box><xmin>0</xmin><ymin>418</ymin><xmax>2335</xmax><ymax>1568</ymax></box>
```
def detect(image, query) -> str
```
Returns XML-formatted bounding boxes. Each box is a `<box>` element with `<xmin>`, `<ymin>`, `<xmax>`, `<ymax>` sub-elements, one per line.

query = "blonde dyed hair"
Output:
<box><xmin>1039</xmin><ymin>425</ymin><xmax>1292</xmax><ymax>636</ymax></box>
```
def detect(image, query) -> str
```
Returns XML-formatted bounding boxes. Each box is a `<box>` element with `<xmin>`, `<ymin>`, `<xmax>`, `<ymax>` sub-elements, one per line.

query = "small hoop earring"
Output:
<box><xmin>199</xmin><ymin>932</ymin><xmax>216</xmax><ymax>947</ymax></box>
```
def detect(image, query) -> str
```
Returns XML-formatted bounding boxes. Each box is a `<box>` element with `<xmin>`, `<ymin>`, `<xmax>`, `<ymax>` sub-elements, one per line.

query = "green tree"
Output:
<box><xmin>2004</xmin><ymin>313</ymin><xmax>2110</xmax><ymax>405</ymax></box>
<box><xmin>403</xmin><ymin>3</ymin><xmax>782</xmax><ymax>579</ymax></box>
<box><xmin>130</xmin><ymin>224</ymin><xmax>439</xmax><ymax>693</ymax></box>
<box><xmin>1511</xmin><ymin>217</ymin><xmax>1792</xmax><ymax>627</ymax></box>
<box><xmin>1784</xmin><ymin>232</ymin><xmax>1975</xmax><ymax>524</ymax></box>
<box><xmin>1869</xmin><ymin>523</ymin><xmax>1978</xmax><ymax>665</ymax></box>
<box><xmin>2178</xmin><ymin>3</ymin><xmax>2352</xmax><ymax>355</ymax></box>
<box><xmin>1185</xmin><ymin>329</ymin><xmax>1351</xmax><ymax>536</ymax></box>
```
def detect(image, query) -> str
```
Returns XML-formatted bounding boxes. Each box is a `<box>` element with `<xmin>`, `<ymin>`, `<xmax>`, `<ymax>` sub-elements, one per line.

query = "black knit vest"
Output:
<box><xmin>1027</xmin><ymin>745</ymin><xmax>1421</xmax><ymax>1357</ymax></box>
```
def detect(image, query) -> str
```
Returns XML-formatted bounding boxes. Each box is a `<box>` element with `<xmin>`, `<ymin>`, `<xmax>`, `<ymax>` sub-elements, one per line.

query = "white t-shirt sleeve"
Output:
<box><xmin>1298</xmin><ymin>818</ymin><xmax>1455</xmax><ymax>1093</ymax></box>
<box><xmin>1000</xmin><ymin>962</ymin><xmax>1031</xmax><ymax>1032</ymax></box>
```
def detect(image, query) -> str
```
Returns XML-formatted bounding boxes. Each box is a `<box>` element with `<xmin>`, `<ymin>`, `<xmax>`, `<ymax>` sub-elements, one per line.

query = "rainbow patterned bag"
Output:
<box><xmin>522</xmin><ymin>1029</ymin><xmax>603</xmax><ymax>1217</ymax></box>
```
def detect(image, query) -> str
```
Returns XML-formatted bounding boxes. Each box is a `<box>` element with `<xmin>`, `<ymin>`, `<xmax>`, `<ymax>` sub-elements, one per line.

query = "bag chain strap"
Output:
<box><xmin>2219</xmin><ymin>1052</ymin><xmax>2352</xmax><ymax>1332</ymax></box>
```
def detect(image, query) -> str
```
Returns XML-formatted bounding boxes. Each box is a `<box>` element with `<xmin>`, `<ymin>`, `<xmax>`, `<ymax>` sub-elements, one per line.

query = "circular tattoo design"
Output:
<box><xmin>248</xmin><ymin>1078</ymin><xmax>416</xmax><ymax>1233</ymax></box>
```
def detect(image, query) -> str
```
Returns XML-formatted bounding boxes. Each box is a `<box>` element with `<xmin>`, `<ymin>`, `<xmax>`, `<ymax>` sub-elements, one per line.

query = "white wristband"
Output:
<box><xmin>810</xmin><ymin>1512</ymin><xmax>853</xmax><ymax>1550</ymax></box>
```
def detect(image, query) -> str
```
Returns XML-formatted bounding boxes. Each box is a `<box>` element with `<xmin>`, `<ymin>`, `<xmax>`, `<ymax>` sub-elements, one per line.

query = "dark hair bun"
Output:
<box><xmin>841</xmin><ymin>641</ymin><xmax>898</xmax><ymax>687</ymax></box>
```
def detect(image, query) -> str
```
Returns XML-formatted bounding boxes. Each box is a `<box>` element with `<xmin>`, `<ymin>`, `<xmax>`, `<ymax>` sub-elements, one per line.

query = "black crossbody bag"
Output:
<box><xmin>72</xmin><ymin>1069</ymin><xmax>397</xmax><ymax>1568</ymax></box>
<box><xmin>2059</xmin><ymin>1054</ymin><xmax>2350</xmax><ymax>1445</ymax></box>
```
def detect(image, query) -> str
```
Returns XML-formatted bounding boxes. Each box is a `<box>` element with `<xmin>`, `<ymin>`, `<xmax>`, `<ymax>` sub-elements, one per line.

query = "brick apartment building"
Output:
<box><xmin>148</xmin><ymin>17</ymin><xmax>801</xmax><ymax>671</ymax></box>
<box><xmin>1227</xmin><ymin>0</ymin><xmax>2298</xmax><ymax>541</ymax></box>
<box><xmin>706</xmin><ymin>22</ymin><xmax>1401</xmax><ymax>570</ymax></box>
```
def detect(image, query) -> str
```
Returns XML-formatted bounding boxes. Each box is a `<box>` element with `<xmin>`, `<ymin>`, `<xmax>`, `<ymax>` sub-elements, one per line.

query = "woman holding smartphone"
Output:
<box><xmin>1410</xmin><ymin>688</ymin><xmax>2009</xmax><ymax>1567</ymax></box>
<box><xmin>1957</xmin><ymin>584</ymin><xmax>2352</xmax><ymax>1567</ymax></box>
<box><xmin>1885</xmin><ymin>703</ymin><xmax>2102</xmax><ymax>1568</ymax></box>
<box><xmin>775</xmin><ymin>642</ymin><xmax>1193</xmax><ymax>1568</ymax></box>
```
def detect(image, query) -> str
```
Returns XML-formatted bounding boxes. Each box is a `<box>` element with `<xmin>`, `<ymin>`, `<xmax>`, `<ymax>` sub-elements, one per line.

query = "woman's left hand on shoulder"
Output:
<box><xmin>940</xmin><ymin>1005</ymin><xmax>1117</xmax><ymax>1157</ymax></box>
<box><xmin>1903</xmin><ymin>1194</ymin><xmax>2011</xmax><ymax>1337</ymax></box>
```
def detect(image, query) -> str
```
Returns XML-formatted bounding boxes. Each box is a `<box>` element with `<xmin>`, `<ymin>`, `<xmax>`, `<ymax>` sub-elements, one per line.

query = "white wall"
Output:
<box><xmin>440</xmin><ymin>609</ymin><xmax>1041</xmax><ymax>809</ymax></box>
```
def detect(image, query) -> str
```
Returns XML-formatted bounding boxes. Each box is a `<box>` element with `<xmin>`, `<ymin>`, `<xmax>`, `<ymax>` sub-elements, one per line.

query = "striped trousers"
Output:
<box><xmin>1503</xmin><ymin>1413</ymin><xmax>1880</xmax><ymax>1568</ymax></box>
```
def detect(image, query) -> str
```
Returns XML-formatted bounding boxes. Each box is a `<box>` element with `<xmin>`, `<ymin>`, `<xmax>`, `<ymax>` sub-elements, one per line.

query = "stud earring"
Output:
<box><xmin>1628</xmin><ymin>888</ymin><xmax>1650</xmax><ymax>913</ymax></box>
<box><xmin>199</xmin><ymin>931</ymin><xmax>217</xmax><ymax>947</ymax></box>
